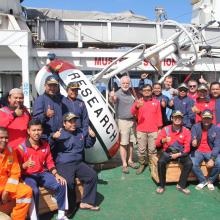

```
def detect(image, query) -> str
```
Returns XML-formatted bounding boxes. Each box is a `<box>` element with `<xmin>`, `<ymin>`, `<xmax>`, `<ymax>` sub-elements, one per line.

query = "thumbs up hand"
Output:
<box><xmin>192</xmin><ymin>105</ymin><xmax>200</xmax><ymax>114</ymax></box>
<box><xmin>109</xmin><ymin>88</ymin><xmax>117</xmax><ymax>103</ymax></box>
<box><xmin>14</xmin><ymin>105</ymin><xmax>23</xmax><ymax>117</ymax></box>
<box><xmin>46</xmin><ymin>105</ymin><xmax>55</xmax><ymax>118</ymax></box>
<box><xmin>199</xmin><ymin>75</ymin><xmax>208</xmax><ymax>84</ymax></box>
<box><xmin>88</xmin><ymin>127</ymin><xmax>96</xmax><ymax>138</ymax></box>
<box><xmin>110</xmin><ymin>88</ymin><xmax>115</xmax><ymax>97</ymax></box>
<box><xmin>169</xmin><ymin>98</ymin><xmax>174</xmax><ymax>107</ymax></box>
<box><xmin>53</xmin><ymin>128</ymin><xmax>62</xmax><ymax>139</ymax></box>
<box><xmin>136</xmin><ymin>98</ymin><xmax>144</xmax><ymax>109</ymax></box>
<box><xmin>141</xmin><ymin>73</ymin><xmax>148</xmax><ymax>80</ymax></box>
<box><xmin>23</xmin><ymin>155</ymin><xmax>35</xmax><ymax>169</ymax></box>
<box><xmin>162</xmin><ymin>136</ymin><xmax>171</xmax><ymax>144</ymax></box>
<box><xmin>161</xmin><ymin>98</ymin><xmax>166</xmax><ymax>108</ymax></box>
<box><xmin>192</xmin><ymin>136</ymin><xmax>198</xmax><ymax>148</ymax></box>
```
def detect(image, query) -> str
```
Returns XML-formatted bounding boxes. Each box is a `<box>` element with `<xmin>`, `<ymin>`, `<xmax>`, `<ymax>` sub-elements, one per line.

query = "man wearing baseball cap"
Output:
<box><xmin>33</xmin><ymin>75</ymin><xmax>63</xmax><ymax>139</ymax></box>
<box><xmin>50</xmin><ymin>112</ymin><xmax>99</xmax><ymax>215</ymax></box>
<box><xmin>62</xmin><ymin>82</ymin><xmax>89</xmax><ymax>137</ymax></box>
<box><xmin>155</xmin><ymin>110</ymin><xmax>192</xmax><ymax>194</ymax></box>
<box><xmin>169</xmin><ymin>83</ymin><xmax>195</xmax><ymax>129</ymax></box>
<box><xmin>192</xmin><ymin>83</ymin><xmax>216</xmax><ymax>123</ymax></box>
<box><xmin>191</xmin><ymin>109</ymin><xmax>220</xmax><ymax>190</ymax></box>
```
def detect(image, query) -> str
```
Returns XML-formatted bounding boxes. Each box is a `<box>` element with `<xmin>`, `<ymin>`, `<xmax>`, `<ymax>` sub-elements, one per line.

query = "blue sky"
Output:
<box><xmin>22</xmin><ymin>0</ymin><xmax>192</xmax><ymax>23</ymax></box>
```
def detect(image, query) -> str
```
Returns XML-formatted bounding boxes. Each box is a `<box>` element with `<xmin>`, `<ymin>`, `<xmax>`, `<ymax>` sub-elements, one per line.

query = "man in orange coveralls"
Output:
<box><xmin>0</xmin><ymin>127</ymin><xmax>32</xmax><ymax>220</ymax></box>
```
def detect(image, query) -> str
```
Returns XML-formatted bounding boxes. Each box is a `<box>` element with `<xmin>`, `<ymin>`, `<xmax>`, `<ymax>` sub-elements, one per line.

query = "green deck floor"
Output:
<box><xmin>41</xmin><ymin>165</ymin><xmax>220</xmax><ymax>220</ymax></box>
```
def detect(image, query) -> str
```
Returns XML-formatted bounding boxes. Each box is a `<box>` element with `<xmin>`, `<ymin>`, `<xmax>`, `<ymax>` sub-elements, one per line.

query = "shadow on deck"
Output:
<box><xmin>41</xmin><ymin>152</ymin><xmax>220</xmax><ymax>220</ymax></box>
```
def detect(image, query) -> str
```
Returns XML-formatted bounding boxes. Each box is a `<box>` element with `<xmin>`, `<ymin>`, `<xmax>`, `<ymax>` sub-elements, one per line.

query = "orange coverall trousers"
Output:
<box><xmin>0</xmin><ymin>183</ymin><xmax>32</xmax><ymax>220</ymax></box>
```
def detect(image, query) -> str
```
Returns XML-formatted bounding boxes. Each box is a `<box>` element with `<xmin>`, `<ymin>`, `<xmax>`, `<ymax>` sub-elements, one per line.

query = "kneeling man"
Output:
<box><xmin>155</xmin><ymin>110</ymin><xmax>192</xmax><ymax>194</ymax></box>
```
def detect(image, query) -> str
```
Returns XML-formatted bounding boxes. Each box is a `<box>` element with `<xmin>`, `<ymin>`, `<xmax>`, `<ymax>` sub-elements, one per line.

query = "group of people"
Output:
<box><xmin>0</xmin><ymin>75</ymin><xmax>100</xmax><ymax>220</ymax></box>
<box><xmin>1</xmin><ymin>71</ymin><xmax>220</xmax><ymax>219</ymax></box>
<box><xmin>109</xmin><ymin>74</ymin><xmax>220</xmax><ymax>194</ymax></box>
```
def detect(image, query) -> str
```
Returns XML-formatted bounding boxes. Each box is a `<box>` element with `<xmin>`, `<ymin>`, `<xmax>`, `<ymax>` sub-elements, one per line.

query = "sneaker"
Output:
<box><xmin>207</xmin><ymin>182</ymin><xmax>215</xmax><ymax>191</ymax></box>
<box><xmin>195</xmin><ymin>182</ymin><xmax>208</xmax><ymax>190</ymax></box>
<box><xmin>122</xmin><ymin>166</ymin><xmax>129</xmax><ymax>174</ymax></box>
<box><xmin>56</xmin><ymin>215</ymin><xmax>70</xmax><ymax>220</ymax></box>
<box><xmin>56</xmin><ymin>216</ymin><xmax>70</xmax><ymax>220</ymax></box>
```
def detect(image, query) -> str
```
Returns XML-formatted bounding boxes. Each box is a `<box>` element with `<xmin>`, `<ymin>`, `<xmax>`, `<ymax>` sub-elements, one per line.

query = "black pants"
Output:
<box><xmin>56</xmin><ymin>161</ymin><xmax>98</xmax><ymax>211</ymax></box>
<box><xmin>157</xmin><ymin>152</ymin><xmax>192</xmax><ymax>188</ymax></box>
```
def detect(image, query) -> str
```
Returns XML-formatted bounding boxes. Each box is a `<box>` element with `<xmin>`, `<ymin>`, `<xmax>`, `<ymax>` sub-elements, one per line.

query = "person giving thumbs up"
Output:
<box><xmin>22</xmin><ymin>155</ymin><xmax>35</xmax><ymax>169</ymax></box>
<box><xmin>46</xmin><ymin>105</ymin><xmax>55</xmax><ymax>118</ymax></box>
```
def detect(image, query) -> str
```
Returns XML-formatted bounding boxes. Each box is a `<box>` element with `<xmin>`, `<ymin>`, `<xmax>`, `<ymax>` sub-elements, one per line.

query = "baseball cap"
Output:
<box><xmin>45</xmin><ymin>75</ymin><xmax>59</xmax><ymax>85</ymax></box>
<box><xmin>63</xmin><ymin>112</ymin><xmax>79</xmax><ymax>121</ymax></box>
<box><xmin>198</xmin><ymin>84</ymin><xmax>208</xmax><ymax>91</ymax></box>
<box><xmin>172</xmin><ymin>110</ymin><xmax>183</xmax><ymax>117</ymax></box>
<box><xmin>201</xmin><ymin>109</ymin><xmax>213</xmax><ymax>119</ymax></box>
<box><xmin>178</xmin><ymin>83</ymin><xmax>188</xmax><ymax>90</ymax></box>
<box><xmin>67</xmin><ymin>82</ymin><xmax>80</xmax><ymax>90</ymax></box>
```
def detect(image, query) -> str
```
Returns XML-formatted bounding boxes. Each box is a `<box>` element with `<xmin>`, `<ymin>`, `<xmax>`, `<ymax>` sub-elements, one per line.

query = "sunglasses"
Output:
<box><xmin>189</xmin><ymin>85</ymin><xmax>197</xmax><ymax>88</ymax></box>
<box><xmin>179</xmin><ymin>89</ymin><xmax>188</xmax><ymax>92</ymax></box>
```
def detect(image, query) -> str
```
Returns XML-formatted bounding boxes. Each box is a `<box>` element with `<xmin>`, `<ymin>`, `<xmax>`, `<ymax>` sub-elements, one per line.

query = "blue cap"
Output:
<box><xmin>45</xmin><ymin>75</ymin><xmax>59</xmax><ymax>85</ymax></box>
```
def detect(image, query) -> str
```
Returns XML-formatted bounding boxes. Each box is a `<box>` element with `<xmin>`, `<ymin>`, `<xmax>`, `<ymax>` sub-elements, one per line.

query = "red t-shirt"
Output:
<box><xmin>131</xmin><ymin>98</ymin><xmax>162</xmax><ymax>132</ymax></box>
<box><xmin>194</xmin><ymin>99</ymin><xmax>216</xmax><ymax>124</ymax></box>
<box><xmin>188</xmin><ymin>92</ymin><xmax>198</xmax><ymax>102</ymax></box>
<box><xmin>197</xmin><ymin>130</ymin><xmax>212</xmax><ymax>153</ymax></box>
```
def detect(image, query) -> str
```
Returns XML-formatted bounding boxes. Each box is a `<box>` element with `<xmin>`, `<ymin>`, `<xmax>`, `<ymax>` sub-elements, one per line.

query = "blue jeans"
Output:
<box><xmin>191</xmin><ymin>151</ymin><xmax>220</xmax><ymax>183</ymax></box>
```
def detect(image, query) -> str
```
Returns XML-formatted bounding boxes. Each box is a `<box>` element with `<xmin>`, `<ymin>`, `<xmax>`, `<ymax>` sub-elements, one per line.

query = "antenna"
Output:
<box><xmin>155</xmin><ymin>7</ymin><xmax>167</xmax><ymax>22</ymax></box>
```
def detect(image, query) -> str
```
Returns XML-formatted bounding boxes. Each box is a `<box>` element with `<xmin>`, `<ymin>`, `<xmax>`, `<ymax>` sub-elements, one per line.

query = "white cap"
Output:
<box><xmin>9</xmin><ymin>88</ymin><xmax>23</xmax><ymax>95</ymax></box>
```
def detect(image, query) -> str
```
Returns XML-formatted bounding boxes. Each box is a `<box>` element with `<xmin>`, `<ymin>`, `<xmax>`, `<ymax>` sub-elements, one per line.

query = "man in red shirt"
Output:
<box><xmin>16</xmin><ymin>119</ymin><xmax>68</xmax><ymax>220</ymax></box>
<box><xmin>155</xmin><ymin>110</ymin><xmax>192</xmax><ymax>194</ymax></box>
<box><xmin>192</xmin><ymin>84</ymin><xmax>215</xmax><ymax>123</ymax></box>
<box><xmin>191</xmin><ymin>110</ymin><xmax>220</xmax><ymax>191</ymax></box>
<box><xmin>0</xmin><ymin>88</ymin><xmax>30</xmax><ymax>149</ymax></box>
<box><xmin>131</xmin><ymin>84</ymin><xmax>162</xmax><ymax>174</ymax></box>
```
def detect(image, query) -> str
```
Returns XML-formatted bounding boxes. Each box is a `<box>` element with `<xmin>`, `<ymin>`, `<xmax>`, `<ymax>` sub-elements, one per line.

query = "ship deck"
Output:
<box><xmin>41</xmin><ymin>153</ymin><xmax>220</xmax><ymax>220</ymax></box>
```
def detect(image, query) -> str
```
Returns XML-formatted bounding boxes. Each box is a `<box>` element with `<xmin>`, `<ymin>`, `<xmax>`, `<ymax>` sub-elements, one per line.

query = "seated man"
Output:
<box><xmin>16</xmin><ymin>119</ymin><xmax>68</xmax><ymax>220</ymax></box>
<box><xmin>0</xmin><ymin>127</ymin><xmax>32</xmax><ymax>220</ymax></box>
<box><xmin>191</xmin><ymin>110</ymin><xmax>220</xmax><ymax>190</ymax></box>
<box><xmin>50</xmin><ymin>112</ymin><xmax>100</xmax><ymax>213</ymax></box>
<box><xmin>155</xmin><ymin>110</ymin><xmax>192</xmax><ymax>194</ymax></box>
